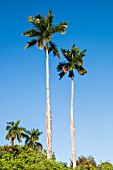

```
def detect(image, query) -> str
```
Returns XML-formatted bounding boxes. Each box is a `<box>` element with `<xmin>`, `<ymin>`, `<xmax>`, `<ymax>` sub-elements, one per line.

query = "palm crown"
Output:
<box><xmin>57</xmin><ymin>44</ymin><xmax>87</xmax><ymax>79</ymax></box>
<box><xmin>24</xmin><ymin>128</ymin><xmax>43</xmax><ymax>150</ymax></box>
<box><xmin>6</xmin><ymin>120</ymin><xmax>26</xmax><ymax>145</ymax></box>
<box><xmin>23</xmin><ymin>10</ymin><xmax>68</xmax><ymax>58</ymax></box>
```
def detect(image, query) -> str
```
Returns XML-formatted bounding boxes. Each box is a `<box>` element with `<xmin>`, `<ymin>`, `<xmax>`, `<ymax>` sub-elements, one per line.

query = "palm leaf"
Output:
<box><xmin>57</xmin><ymin>61</ymin><xmax>67</xmax><ymax>72</ymax></box>
<box><xmin>75</xmin><ymin>65</ymin><xmax>87</xmax><ymax>75</ymax></box>
<box><xmin>68</xmin><ymin>70</ymin><xmax>74</xmax><ymax>78</ymax></box>
<box><xmin>61</xmin><ymin>48</ymin><xmax>71</xmax><ymax>61</ymax></box>
<box><xmin>46</xmin><ymin>10</ymin><xmax>53</xmax><ymax>28</ymax></box>
<box><xmin>37</xmin><ymin>37</ymin><xmax>44</xmax><ymax>49</ymax></box>
<box><xmin>49</xmin><ymin>41</ymin><xmax>61</xmax><ymax>59</ymax></box>
<box><xmin>53</xmin><ymin>22</ymin><xmax>68</xmax><ymax>34</ymax></box>
<box><xmin>80</xmin><ymin>49</ymin><xmax>87</xmax><ymax>57</ymax></box>
<box><xmin>25</xmin><ymin>39</ymin><xmax>37</xmax><ymax>49</ymax></box>
<box><xmin>35</xmin><ymin>142</ymin><xmax>43</xmax><ymax>151</ymax></box>
<box><xmin>23</xmin><ymin>29</ymin><xmax>40</xmax><ymax>37</ymax></box>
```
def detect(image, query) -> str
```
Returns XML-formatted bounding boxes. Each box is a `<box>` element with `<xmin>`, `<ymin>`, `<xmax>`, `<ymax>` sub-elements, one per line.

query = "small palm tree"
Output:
<box><xmin>24</xmin><ymin>128</ymin><xmax>43</xmax><ymax>151</ymax></box>
<box><xmin>57</xmin><ymin>44</ymin><xmax>87</xmax><ymax>169</ymax></box>
<box><xmin>23</xmin><ymin>10</ymin><xmax>68</xmax><ymax>159</ymax></box>
<box><xmin>6</xmin><ymin>120</ymin><xmax>26</xmax><ymax>145</ymax></box>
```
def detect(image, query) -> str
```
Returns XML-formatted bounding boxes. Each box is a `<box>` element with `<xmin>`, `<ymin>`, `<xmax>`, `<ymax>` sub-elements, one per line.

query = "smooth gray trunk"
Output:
<box><xmin>46</xmin><ymin>46</ymin><xmax>52</xmax><ymax>159</ymax></box>
<box><xmin>70</xmin><ymin>78</ymin><xmax>76</xmax><ymax>168</ymax></box>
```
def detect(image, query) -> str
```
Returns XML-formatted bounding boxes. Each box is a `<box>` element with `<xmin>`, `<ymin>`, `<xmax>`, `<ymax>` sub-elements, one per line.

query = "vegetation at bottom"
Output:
<box><xmin>0</xmin><ymin>145</ymin><xmax>113</xmax><ymax>170</ymax></box>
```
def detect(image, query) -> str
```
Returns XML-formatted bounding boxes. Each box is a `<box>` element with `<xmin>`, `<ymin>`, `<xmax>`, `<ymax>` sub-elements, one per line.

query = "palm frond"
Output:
<box><xmin>75</xmin><ymin>65</ymin><xmax>87</xmax><ymax>75</ymax></box>
<box><xmin>46</xmin><ymin>10</ymin><xmax>54</xmax><ymax>28</ymax></box>
<box><xmin>58</xmin><ymin>71</ymin><xmax>66</xmax><ymax>79</ymax></box>
<box><xmin>52</xmin><ymin>22</ymin><xmax>68</xmax><ymax>34</ymax></box>
<box><xmin>27</xmin><ymin>16</ymin><xmax>34</xmax><ymax>23</ymax></box>
<box><xmin>68</xmin><ymin>70</ymin><xmax>74</xmax><ymax>78</ymax></box>
<box><xmin>15</xmin><ymin>120</ymin><xmax>21</xmax><ymax>126</ymax></box>
<box><xmin>57</xmin><ymin>62</ymin><xmax>69</xmax><ymax>79</ymax></box>
<box><xmin>37</xmin><ymin>37</ymin><xmax>44</xmax><ymax>49</ymax></box>
<box><xmin>34</xmin><ymin>14</ymin><xmax>41</xmax><ymax>21</ymax></box>
<box><xmin>6</xmin><ymin>125</ymin><xmax>11</xmax><ymax>131</ymax></box>
<box><xmin>49</xmin><ymin>41</ymin><xmax>61</xmax><ymax>59</ymax></box>
<box><xmin>35</xmin><ymin>142</ymin><xmax>43</xmax><ymax>151</ymax></box>
<box><xmin>6</xmin><ymin>121</ymin><xmax>14</xmax><ymax>126</ymax></box>
<box><xmin>23</xmin><ymin>29</ymin><xmax>40</xmax><ymax>37</ymax></box>
<box><xmin>80</xmin><ymin>49</ymin><xmax>87</xmax><ymax>57</ymax></box>
<box><xmin>25</xmin><ymin>39</ymin><xmax>37</xmax><ymax>50</ymax></box>
<box><xmin>57</xmin><ymin>61</ymin><xmax>67</xmax><ymax>72</ymax></box>
<box><xmin>61</xmin><ymin>48</ymin><xmax>71</xmax><ymax>61</ymax></box>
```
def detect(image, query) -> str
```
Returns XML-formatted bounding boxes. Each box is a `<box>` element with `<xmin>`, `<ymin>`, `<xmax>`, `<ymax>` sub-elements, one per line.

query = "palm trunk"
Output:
<box><xmin>46</xmin><ymin>45</ymin><xmax>52</xmax><ymax>159</ymax></box>
<box><xmin>70</xmin><ymin>77</ymin><xmax>76</xmax><ymax>168</ymax></box>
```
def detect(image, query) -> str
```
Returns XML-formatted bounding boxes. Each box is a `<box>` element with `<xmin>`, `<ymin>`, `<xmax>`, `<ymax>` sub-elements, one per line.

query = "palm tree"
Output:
<box><xmin>6</xmin><ymin>120</ymin><xmax>26</xmax><ymax>145</ymax></box>
<box><xmin>57</xmin><ymin>44</ymin><xmax>87</xmax><ymax>169</ymax></box>
<box><xmin>23</xmin><ymin>10</ymin><xmax>68</xmax><ymax>159</ymax></box>
<box><xmin>24</xmin><ymin>128</ymin><xmax>43</xmax><ymax>151</ymax></box>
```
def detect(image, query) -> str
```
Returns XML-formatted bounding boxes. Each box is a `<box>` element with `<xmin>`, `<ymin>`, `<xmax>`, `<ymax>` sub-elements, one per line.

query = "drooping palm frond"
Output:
<box><xmin>75</xmin><ymin>65</ymin><xmax>87</xmax><ymax>75</ymax></box>
<box><xmin>37</xmin><ymin>37</ymin><xmax>44</xmax><ymax>49</ymax></box>
<box><xmin>68</xmin><ymin>70</ymin><xmax>74</xmax><ymax>78</ymax></box>
<box><xmin>57</xmin><ymin>62</ymin><xmax>69</xmax><ymax>79</ymax></box>
<box><xmin>49</xmin><ymin>41</ymin><xmax>61</xmax><ymax>59</ymax></box>
<box><xmin>35</xmin><ymin>142</ymin><xmax>43</xmax><ymax>151</ymax></box>
<box><xmin>25</xmin><ymin>39</ymin><xmax>37</xmax><ymax>49</ymax></box>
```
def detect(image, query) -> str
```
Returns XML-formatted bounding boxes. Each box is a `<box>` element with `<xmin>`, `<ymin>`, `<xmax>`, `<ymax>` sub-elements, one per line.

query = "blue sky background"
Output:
<box><xmin>0</xmin><ymin>0</ymin><xmax>113</xmax><ymax>165</ymax></box>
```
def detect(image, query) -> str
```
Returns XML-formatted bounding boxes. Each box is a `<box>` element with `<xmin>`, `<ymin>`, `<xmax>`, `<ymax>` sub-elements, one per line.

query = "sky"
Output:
<box><xmin>0</xmin><ymin>0</ymin><xmax>113</xmax><ymax>165</ymax></box>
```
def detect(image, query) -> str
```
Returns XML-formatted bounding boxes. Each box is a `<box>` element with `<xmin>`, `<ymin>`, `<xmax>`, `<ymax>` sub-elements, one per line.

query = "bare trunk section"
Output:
<box><xmin>46</xmin><ymin>46</ymin><xmax>52</xmax><ymax>159</ymax></box>
<box><xmin>70</xmin><ymin>78</ymin><xmax>76</xmax><ymax>168</ymax></box>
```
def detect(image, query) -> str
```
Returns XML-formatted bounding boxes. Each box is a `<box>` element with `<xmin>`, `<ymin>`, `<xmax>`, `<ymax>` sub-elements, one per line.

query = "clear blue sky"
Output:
<box><xmin>0</xmin><ymin>0</ymin><xmax>113</xmax><ymax>165</ymax></box>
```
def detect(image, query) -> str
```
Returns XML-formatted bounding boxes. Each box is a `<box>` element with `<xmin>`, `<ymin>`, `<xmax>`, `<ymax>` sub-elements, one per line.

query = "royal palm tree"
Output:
<box><xmin>6</xmin><ymin>120</ymin><xmax>26</xmax><ymax>145</ymax></box>
<box><xmin>57</xmin><ymin>44</ymin><xmax>87</xmax><ymax>168</ymax></box>
<box><xmin>24</xmin><ymin>128</ymin><xmax>43</xmax><ymax>151</ymax></box>
<box><xmin>23</xmin><ymin>10</ymin><xmax>68</xmax><ymax>159</ymax></box>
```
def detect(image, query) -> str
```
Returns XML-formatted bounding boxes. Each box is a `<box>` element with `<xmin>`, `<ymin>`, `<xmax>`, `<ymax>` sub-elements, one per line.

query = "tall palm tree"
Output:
<box><xmin>6</xmin><ymin>120</ymin><xmax>26</xmax><ymax>145</ymax></box>
<box><xmin>23</xmin><ymin>10</ymin><xmax>68</xmax><ymax>159</ymax></box>
<box><xmin>24</xmin><ymin>128</ymin><xmax>43</xmax><ymax>151</ymax></box>
<box><xmin>57</xmin><ymin>44</ymin><xmax>87</xmax><ymax>169</ymax></box>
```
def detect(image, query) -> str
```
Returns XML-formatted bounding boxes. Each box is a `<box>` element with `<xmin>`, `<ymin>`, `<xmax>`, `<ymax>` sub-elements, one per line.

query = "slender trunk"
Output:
<box><xmin>46</xmin><ymin>45</ymin><xmax>52</xmax><ymax>159</ymax></box>
<box><xmin>70</xmin><ymin>78</ymin><xmax>76</xmax><ymax>168</ymax></box>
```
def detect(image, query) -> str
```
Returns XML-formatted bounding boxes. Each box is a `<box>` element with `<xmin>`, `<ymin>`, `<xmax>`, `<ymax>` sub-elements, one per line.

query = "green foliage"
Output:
<box><xmin>98</xmin><ymin>162</ymin><xmax>113</xmax><ymax>170</ymax></box>
<box><xmin>0</xmin><ymin>145</ymin><xmax>113</xmax><ymax>170</ymax></box>
<box><xmin>0</xmin><ymin>145</ymin><xmax>70</xmax><ymax>170</ymax></box>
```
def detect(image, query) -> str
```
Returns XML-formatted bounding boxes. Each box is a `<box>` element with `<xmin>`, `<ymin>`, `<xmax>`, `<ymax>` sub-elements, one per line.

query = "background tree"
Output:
<box><xmin>76</xmin><ymin>155</ymin><xmax>97</xmax><ymax>169</ymax></box>
<box><xmin>23</xmin><ymin>10</ymin><xmax>68</xmax><ymax>159</ymax></box>
<box><xmin>57</xmin><ymin>44</ymin><xmax>87</xmax><ymax>169</ymax></box>
<box><xmin>6</xmin><ymin>120</ymin><xmax>26</xmax><ymax>145</ymax></box>
<box><xmin>24</xmin><ymin>128</ymin><xmax>43</xmax><ymax>151</ymax></box>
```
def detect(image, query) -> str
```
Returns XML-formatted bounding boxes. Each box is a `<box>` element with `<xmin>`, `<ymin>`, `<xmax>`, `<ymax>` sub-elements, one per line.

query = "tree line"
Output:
<box><xmin>1</xmin><ymin>120</ymin><xmax>113</xmax><ymax>169</ymax></box>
